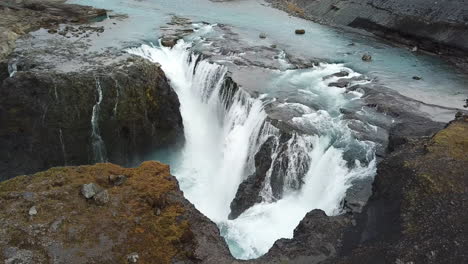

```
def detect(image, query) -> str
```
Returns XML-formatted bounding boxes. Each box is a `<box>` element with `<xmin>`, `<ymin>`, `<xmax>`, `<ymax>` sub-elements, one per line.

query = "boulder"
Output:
<box><xmin>93</xmin><ymin>190</ymin><xmax>110</xmax><ymax>205</ymax></box>
<box><xmin>109</xmin><ymin>174</ymin><xmax>127</xmax><ymax>186</ymax></box>
<box><xmin>28</xmin><ymin>206</ymin><xmax>37</xmax><ymax>216</ymax></box>
<box><xmin>161</xmin><ymin>38</ymin><xmax>177</xmax><ymax>47</ymax></box>
<box><xmin>259</xmin><ymin>33</ymin><xmax>267</xmax><ymax>39</ymax></box>
<box><xmin>295</xmin><ymin>29</ymin><xmax>305</xmax><ymax>34</ymax></box>
<box><xmin>362</xmin><ymin>54</ymin><xmax>372</xmax><ymax>61</ymax></box>
<box><xmin>81</xmin><ymin>183</ymin><xmax>102</xmax><ymax>199</ymax></box>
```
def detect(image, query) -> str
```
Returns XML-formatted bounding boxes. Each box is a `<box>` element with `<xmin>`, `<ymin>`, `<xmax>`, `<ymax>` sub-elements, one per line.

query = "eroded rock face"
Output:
<box><xmin>0</xmin><ymin>161</ymin><xmax>234</xmax><ymax>264</ymax></box>
<box><xmin>258</xmin><ymin>210</ymin><xmax>350</xmax><ymax>264</ymax></box>
<box><xmin>336</xmin><ymin>115</ymin><xmax>468</xmax><ymax>263</ymax></box>
<box><xmin>0</xmin><ymin>58</ymin><xmax>183</xmax><ymax>181</ymax></box>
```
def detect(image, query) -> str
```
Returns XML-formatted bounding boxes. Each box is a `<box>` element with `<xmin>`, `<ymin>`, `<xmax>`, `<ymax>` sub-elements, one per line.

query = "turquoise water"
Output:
<box><xmin>71</xmin><ymin>0</ymin><xmax>467</xmax><ymax>110</ymax></box>
<box><xmin>69</xmin><ymin>0</ymin><xmax>466</xmax><ymax>259</ymax></box>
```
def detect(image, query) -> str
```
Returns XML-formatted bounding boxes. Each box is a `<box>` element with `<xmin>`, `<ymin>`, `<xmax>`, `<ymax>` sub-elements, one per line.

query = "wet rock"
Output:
<box><xmin>259</xmin><ymin>210</ymin><xmax>349</xmax><ymax>263</ymax></box>
<box><xmin>295</xmin><ymin>29</ymin><xmax>305</xmax><ymax>34</ymax></box>
<box><xmin>229</xmin><ymin>136</ymin><xmax>277</xmax><ymax>219</ymax></box>
<box><xmin>338</xmin><ymin>116</ymin><xmax>468</xmax><ymax>263</ymax></box>
<box><xmin>323</xmin><ymin>71</ymin><xmax>349</xmax><ymax>80</ymax></box>
<box><xmin>109</xmin><ymin>174</ymin><xmax>127</xmax><ymax>186</ymax></box>
<box><xmin>161</xmin><ymin>38</ymin><xmax>177</xmax><ymax>47</ymax></box>
<box><xmin>93</xmin><ymin>190</ymin><xmax>110</xmax><ymax>205</ymax></box>
<box><xmin>412</xmin><ymin>76</ymin><xmax>422</xmax><ymax>80</ymax></box>
<box><xmin>81</xmin><ymin>183</ymin><xmax>102</xmax><ymax>199</ymax></box>
<box><xmin>0</xmin><ymin>0</ymin><xmax>106</xmax><ymax>61</ymax></box>
<box><xmin>259</xmin><ymin>33</ymin><xmax>267</xmax><ymax>39</ymax></box>
<box><xmin>362</xmin><ymin>54</ymin><xmax>372</xmax><ymax>61</ymax></box>
<box><xmin>127</xmin><ymin>252</ymin><xmax>139</xmax><ymax>263</ymax></box>
<box><xmin>28</xmin><ymin>206</ymin><xmax>37</xmax><ymax>216</ymax></box>
<box><xmin>328</xmin><ymin>78</ymin><xmax>350</xmax><ymax>88</ymax></box>
<box><xmin>0</xmin><ymin>57</ymin><xmax>183</xmax><ymax>181</ymax></box>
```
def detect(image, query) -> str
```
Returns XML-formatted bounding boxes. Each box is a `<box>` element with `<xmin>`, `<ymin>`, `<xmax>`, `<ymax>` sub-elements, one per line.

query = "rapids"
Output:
<box><xmin>71</xmin><ymin>0</ymin><xmax>467</xmax><ymax>259</ymax></box>
<box><xmin>128</xmin><ymin>41</ymin><xmax>375</xmax><ymax>259</ymax></box>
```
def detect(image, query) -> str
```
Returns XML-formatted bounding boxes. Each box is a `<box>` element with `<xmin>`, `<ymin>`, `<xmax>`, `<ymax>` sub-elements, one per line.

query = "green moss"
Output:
<box><xmin>0</xmin><ymin>162</ymin><xmax>193</xmax><ymax>263</ymax></box>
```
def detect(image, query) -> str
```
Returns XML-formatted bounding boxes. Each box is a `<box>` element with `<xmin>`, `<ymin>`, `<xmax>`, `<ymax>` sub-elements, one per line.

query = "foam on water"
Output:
<box><xmin>128</xmin><ymin>40</ymin><xmax>376</xmax><ymax>259</ymax></box>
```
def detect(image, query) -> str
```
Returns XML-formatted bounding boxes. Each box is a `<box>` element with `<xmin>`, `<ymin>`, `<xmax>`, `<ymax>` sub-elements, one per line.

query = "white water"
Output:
<box><xmin>128</xmin><ymin>41</ymin><xmax>376</xmax><ymax>259</ymax></box>
<box><xmin>90</xmin><ymin>78</ymin><xmax>107</xmax><ymax>163</ymax></box>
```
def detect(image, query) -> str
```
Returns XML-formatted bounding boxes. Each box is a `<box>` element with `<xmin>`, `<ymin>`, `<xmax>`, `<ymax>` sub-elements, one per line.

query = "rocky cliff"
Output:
<box><xmin>0</xmin><ymin>161</ymin><xmax>233</xmax><ymax>264</ymax></box>
<box><xmin>267</xmin><ymin>0</ymin><xmax>468</xmax><ymax>60</ymax></box>
<box><xmin>0</xmin><ymin>1</ymin><xmax>184</xmax><ymax>181</ymax></box>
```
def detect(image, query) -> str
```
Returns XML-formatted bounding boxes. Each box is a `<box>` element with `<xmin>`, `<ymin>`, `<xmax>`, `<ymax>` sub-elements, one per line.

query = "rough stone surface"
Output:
<box><xmin>0</xmin><ymin>1</ymin><xmax>184</xmax><ymax>182</ymax></box>
<box><xmin>81</xmin><ymin>183</ymin><xmax>102</xmax><ymax>199</ymax></box>
<box><xmin>93</xmin><ymin>189</ymin><xmax>110</xmax><ymax>205</ymax></box>
<box><xmin>334</xmin><ymin>115</ymin><xmax>468</xmax><ymax>264</ymax></box>
<box><xmin>0</xmin><ymin>55</ymin><xmax>183</xmax><ymax>181</ymax></box>
<box><xmin>0</xmin><ymin>0</ymin><xmax>106</xmax><ymax>62</ymax></box>
<box><xmin>0</xmin><ymin>162</ymin><xmax>235</xmax><ymax>264</ymax></box>
<box><xmin>229</xmin><ymin>136</ymin><xmax>276</xmax><ymax>219</ymax></box>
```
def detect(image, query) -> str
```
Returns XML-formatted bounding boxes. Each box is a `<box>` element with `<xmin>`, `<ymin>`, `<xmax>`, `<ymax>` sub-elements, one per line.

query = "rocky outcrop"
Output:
<box><xmin>229</xmin><ymin>136</ymin><xmax>276</xmax><ymax>219</ymax></box>
<box><xmin>0</xmin><ymin>1</ymin><xmax>184</xmax><ymax>181</ymax></box>
<box><xmin>267</xmin><ymin>0</ymin><xmax>468</xmax><ymax>59</ymax></box>
<box><xmin>0</xmin><ymin>161</ymin><xmax>234</xmax><ymax>264</ymax></box>
<box><xmin>258</xmin><ymin>210</ymin><xmax>350</xmax><ymax>264</ymax></box>
<box><xmin>335</xmin><ymin>114</ymin><xmax>468</xmax><ymax>263</ymax></box>
<box><xmin>0</xmin><ymin>58</ymin><xmax>184</xmax><ymax>181</ymax></box>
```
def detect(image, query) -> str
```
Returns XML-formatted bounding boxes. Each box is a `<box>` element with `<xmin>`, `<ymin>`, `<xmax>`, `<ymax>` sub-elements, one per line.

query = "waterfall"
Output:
<box><xmin>128</xmin><ymin>40</ymin><xmax>376</xmax><ymax>259</ymax></box>
<box><xmin>59</xmin><ymin>128</ymin><xmax>67</xmax><ymax>165</ymax></box>
<box><xmin>8</xmin><ymin>59</ymin><xmax>17</xmax><ymax>77</ymax></box>
<box><xmin>90</xmin><ymin>77</ymin><xmax>107</xmax><ymax>163</ymax></box>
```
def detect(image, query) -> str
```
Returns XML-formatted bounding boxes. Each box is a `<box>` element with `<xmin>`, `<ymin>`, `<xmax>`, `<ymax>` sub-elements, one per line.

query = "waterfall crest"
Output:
<box><xmin>128</xmin><ymin>40</ymin><xmax>376</xmax><ymax>259</ymax></box>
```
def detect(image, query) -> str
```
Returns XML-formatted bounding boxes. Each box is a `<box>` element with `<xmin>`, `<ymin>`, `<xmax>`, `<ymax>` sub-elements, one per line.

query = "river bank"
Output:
<box><xmin>266</xmin><ymin>0</ymin><xmax>468</xmax><ymax>73</ymax></box>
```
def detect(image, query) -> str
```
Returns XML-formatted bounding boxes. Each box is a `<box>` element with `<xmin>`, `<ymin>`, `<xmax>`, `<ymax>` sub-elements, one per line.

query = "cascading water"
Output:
<box><xmin>90</xmin><ymin>78</ymin><xmax>107</xmax><ymax>163</ymax></box>
<box><xmin>128</xmin><ymin>40</ymin><xmax>376</xmax><ymax>259</ymax></box>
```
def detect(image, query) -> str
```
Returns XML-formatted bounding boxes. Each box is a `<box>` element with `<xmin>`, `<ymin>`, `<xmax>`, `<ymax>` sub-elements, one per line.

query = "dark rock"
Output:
<box><xmin>338</xmin><ymin>117</ymin><xmax>468</xmax><ymax>264</ymax></box>
<box><xmin>323</xmin><ymin>71</ymin><xmax>349</xmax><ymax>80</ymax></box>
<box><xmin>412</xmin><ymin>76</ymin><xmax>422</xmax><ymax>80</ymax></box>
<box><xmin>328</xmin><ymin>79</ymin><xmax>350</xmax><ymax>88</ymax></box>
<box><xmin>295</xmin><ymin>29</ymin><xmax>306</xmax><ymax>34</ymax></box>
<box><xmin>229</xmin><ymin>136</ymin><xmax>277</xmax><ymax>219</ymax></box>
<box><xmin>259</xmin><ymin>33</ymin><xmax>267</xmax><ymax>39</ymax></box>
<box><xmin>362</xmin><ymin>54</ymin><xmax>372</xmax><ymax>62</ymax></box>
<box><xmin>109</xmin><ymin>175</ymin><xmax>127</xmax><ymax>186</ymax></box>
<box><xmin>161</xmin><ymin>38</ymin><xmax>177</xmax><ymax>47</ymax></box>
<box><xmin>259</xmin><ymin>210</ymin><xmax>349</xmax><ymax>263</ymax></box>
<box><xmin>0</xmin><ymin>58</ymin><xmax>183</xmax><ymax>181</ymax></box>
<box><xmin>93</xmin><ymin>190</ymin><xmax>110</xmax><ymax>205</ymax></box>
